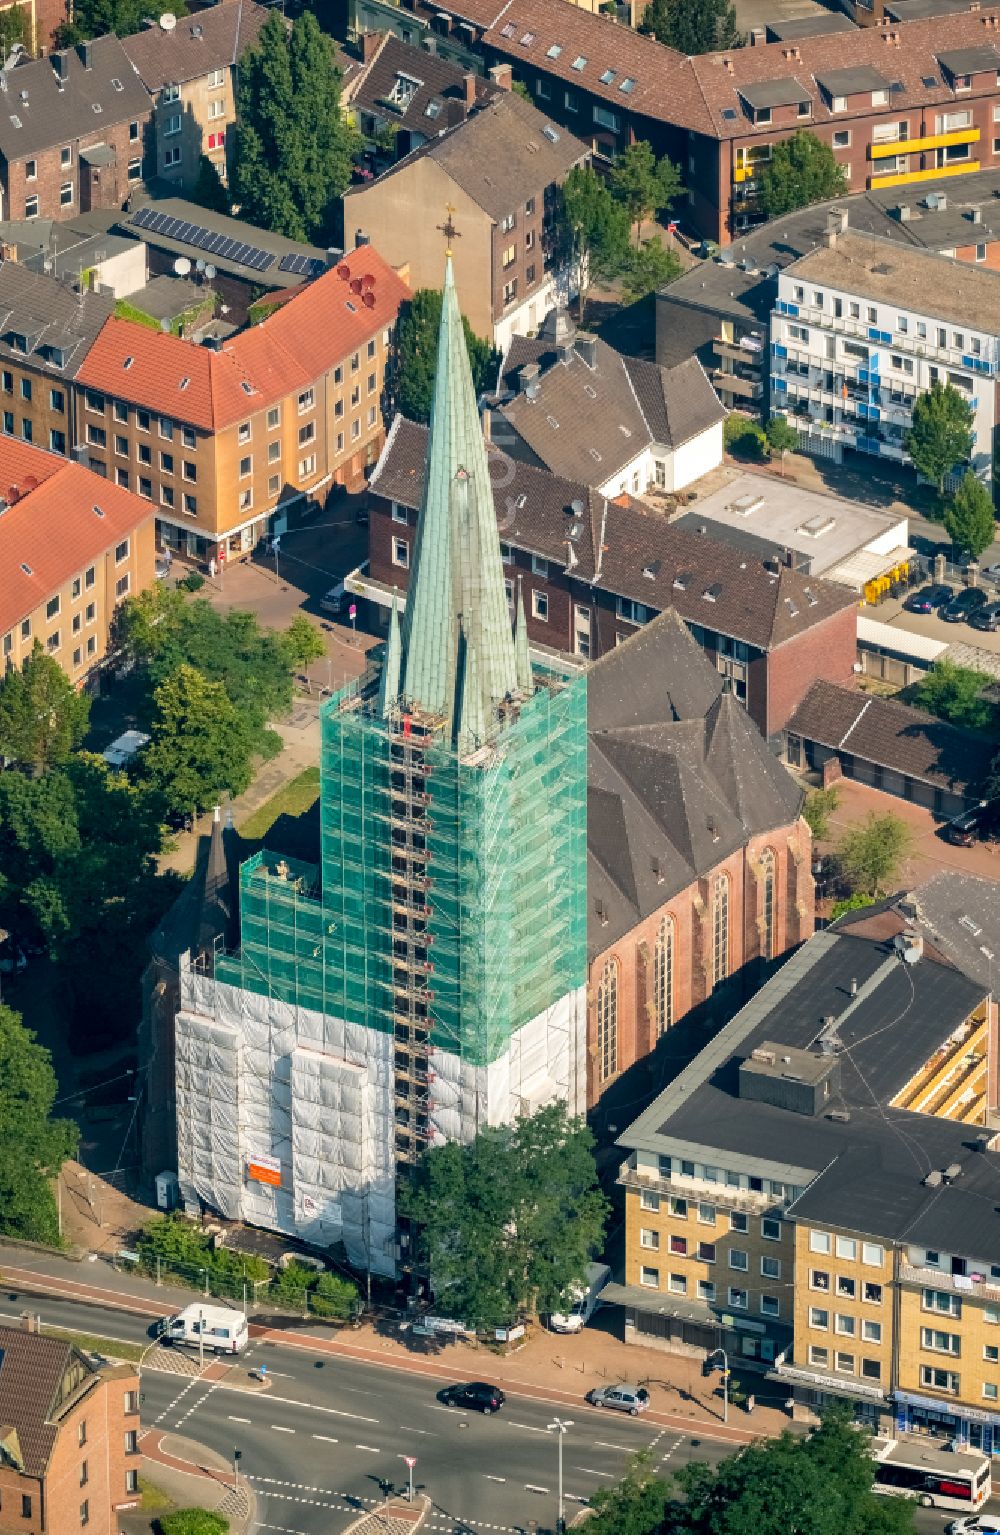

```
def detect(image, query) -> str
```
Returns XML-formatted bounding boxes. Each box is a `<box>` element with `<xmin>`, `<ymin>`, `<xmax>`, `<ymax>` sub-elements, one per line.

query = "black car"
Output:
<box><xmin>969</xmin><ymin>601</ymin><xmax>1000</xmax><ymax>632</ymax></box>
<box><xmin>946</xmin><ymin>805</ymin><xmax>1000</xmax><ymax>846</ymax></box>
<box><xmin>941</xmin><ymin>589</ymin><xmax>989</xmax><ymax>623</ymax></box>
<box><xmin>441</xmin><ymin>1382</ymin><xmax>505</xmax><ymax>1414</ymax></box>
<box><xmin>904</xmin><ymin>584</ymin><xmax>953</xmax><ymax>614</ymax></box>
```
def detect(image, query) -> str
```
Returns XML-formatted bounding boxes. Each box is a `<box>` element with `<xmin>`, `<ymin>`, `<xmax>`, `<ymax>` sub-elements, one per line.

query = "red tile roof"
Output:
<box><xmin>76</xmin><ymin>246</ymin><xmax>410</xmax><ymax>432</ymax></box>
<box><xmin>0</xmin><ymin>440</ymin><xmax>154</xmax><ymax>636</ymax></box>
<box><xmin>481</xmin><ymin>0</ymin><xmax>1000</xmax><ymax>140</ymax></box>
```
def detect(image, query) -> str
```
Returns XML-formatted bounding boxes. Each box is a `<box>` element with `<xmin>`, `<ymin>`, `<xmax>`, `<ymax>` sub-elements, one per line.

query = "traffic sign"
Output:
<box><xmin>403</xmin><ymin>1456</ymin><xmax>416</xmax><ymax>1468</ymax></box>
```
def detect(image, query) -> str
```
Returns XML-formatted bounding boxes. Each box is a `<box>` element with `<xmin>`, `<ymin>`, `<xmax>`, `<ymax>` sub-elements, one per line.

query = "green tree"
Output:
<box><xmin>0</xmin><ymin>643</ymin><xmax>91</xmax><ymax>775</ymax></box>
<box><xmin>281</xmin><ymin>615</ymin><xmax>326</xmax><ymax>671</ymax></box>
<box><xmin>0</xmin><ymin>5</ymin><xmax>27</xmax><ymax>59</ymax></box>
<box><xmin>944</xmin><ymin>469</ymin><xmax>996</xmax><ymax>559</ymax></box>
<box><xmin>608</xmin><ymin>141</ymin><xmax>683</xmax><ymax>245</ymax></box>
<box><xmin>0</xmin><ymin>1004</ymin><xmax>78</xmax><ymax>1245</ymax></box>
<box><xmin>802</xmin><ymin>785</ymin><xmax>840</xmax><ymax>840</ymax></box>
<box><xmin>837</xmin><ymin>812</ymin><xmax>911</xmax><ymax>899</ymax></box>
<box><xmin>640</xmin><ymin>0</ymin><xmax>740</xmax><ymax>53</ymax></box>
<box><xmin>620</xmin><ymin>237</ymin><xmax>682</xmax><ymax>303</ymax></box>
<box><xmin>724</xmin><ymin>413</ymin><xmax>767</xmax><ymax>460</ymax></box>
<box><xmin>56</xmin><ymin>0</ymin><xmax>185</xmax><ymax>43</ymax></box>
<box><xmin>674</xmin><ymin>1406</ymin><xmax>914</xmax><ymax>1535</ymax></box>
<box><xmin>232</xmin><ymin>12</ymin><xmax>361</xmax><ymax>245</ymax></box>
<box><xmin>158</xmin><ymin>1512</ymin><xmax>230</xmax><ymax>1535</ymax></box>
<box><xmin>190</xmin><ymin>155</ymin><xmax>229</xmax><ymax>215</ymax></box>
<box><xmin>557</xmin><ymin>164</ymin><xmax>632</xmax><ymax>323</ymax></box>
<box><xmin>905</xmin><ymin>380</ymin><xmax>974</xmax><ymax>494</ymax></box>
<box><xmin>400</xmin><ymin>1102</ymin><xmax>609</xmax><ymax>1327</ymax></box>
<box><xmin>765</xmin><ymin>414</ymin><xmax>800</xmax><ymax>475</ymax></box>
<box><xmin>309</xmin><ymin>1271</ymin><xmax>360</xmax><ymax>1320</ymax></box>
<box><xmin>141</xmin><ymin>664</ymin><xmax>254</xmax><ymax>816</ymax></box>
<box><xmin>587</xmin><ymin>1451</ymin><xmax>671</xmax><ymax>1535</ymax></box>
<box><xmin>757</xmin><ymin>131</ymin><xmax>847</xmax><ymax>219</ymax></box>
<box><xmin>916</xmin><ymin>658</ymin><xmax>995</xmax><ymax>731</ymax></box>
<box><xmin>395</xmin><ymin>289</ymin><xmax>500</xmax><ymax>425</ymax></box>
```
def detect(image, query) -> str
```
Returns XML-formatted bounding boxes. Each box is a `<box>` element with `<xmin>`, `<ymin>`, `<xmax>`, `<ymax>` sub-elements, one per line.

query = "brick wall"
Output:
<box><xmin>4</xmin><ymin>115</ymin><xmax>150</xmax><ymax>225</ymax></box>
<box><xmin>767</xmin><ymin>602</ymin><xmax>857</xmax><ymax>738</ymax></box>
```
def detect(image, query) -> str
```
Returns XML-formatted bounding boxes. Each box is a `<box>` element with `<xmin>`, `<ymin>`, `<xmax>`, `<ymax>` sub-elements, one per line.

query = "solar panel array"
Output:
<box><xmin>278</xmin><ymin>252</ymin><xmax>327</xmax><ymax>279</ymax></box>
<box><xmin>130</xmin><ymin>206</ymin><xmax>277</xmax><ymax>273</ymax></box>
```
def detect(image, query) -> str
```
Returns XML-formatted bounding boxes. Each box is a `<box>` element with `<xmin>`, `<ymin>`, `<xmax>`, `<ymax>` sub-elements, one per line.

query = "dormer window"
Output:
<box><xmin>754</xmin><ymin>107</ymin><xmax>771</xmax><ymax>125</ymax></box>
<box><xmin>797</xmin><ymin>100</ymin><xmax>810</xmax><ymax>118</ymax></box>
<box><xmin>832</xmin><ymin>95</ymin><xmax>846</xmax><ymax>112</ymax></box>
<box><xmin>388</xmin><ymin>73</ymin><xmax>421</xmax><ymax>108</ymax></box>
<box><xmin>871</xmin><ymin>88</ymin><xmax>888</xmax><ymax>106</ymax></box>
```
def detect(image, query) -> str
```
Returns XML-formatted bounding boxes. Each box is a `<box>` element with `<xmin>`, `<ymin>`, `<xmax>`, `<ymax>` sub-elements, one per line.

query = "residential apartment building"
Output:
<box><xmin>357</xmin><ymin>416</ymin><xmax>859</xmax><ymax>740</ymax></box>
<box><xmin>585</xmin><ymin>609</ymin><xmax>813</xmax><ymax>1117</ymax></box>
<box><xmin>122</xmin><ymin>1</ymin><xmax>268</xmax><ymax>193</ymax></box>
<box><xmin>343</xmin><ymin>33</ymin><xmax>500</xmax><ymax>160</ymax></box>
<box><xmin>0</xmin><ymin>38</ymin><xmax>152</xmax><ymax>224</ymax></box>
<box><xmin>0</xmin><ymin>261</ymin><xmax>112</xmax><ymax>456</ymax></box>
<box><xmin>75</xmin><ymin>246</ymin><xmax>409</xmax><ymax>561</ymax></box>
<box><xmin>613</xmin><ymin>911</ymin><xmax>1000</xmax><ymax>1457</ymax></box>
<box><xmin>495</xmin><ymin>310</ymin><xmax>725</xmax><ymax>497</ymax></box>
<box><xmin>771</xmin><ymin>222</ymin><xmax>999</xmax><ymax>477</ymax></box>
<box><xmin>0</xmin><ymin>438</ymin><xmax>156</xmax><ymax>687</ymax></box>
<box><xmin>343</xmin><ymin>88</ymin><xmax>586</xmax><ymax>349</ymax></box>
<box><xmin>655</xmin><ymin>170</ymin><xmax>1000</xmax><ymax>417</ymax></box>
<box><xmin>366</xmin><ymin>0</ymin><xmax>1000</xmax><ymax>243</ymax></box>
<box><xmin>0</xmin><ymin>1320</ymin><xmax>141</xmax><ymax>1533</ymax></box>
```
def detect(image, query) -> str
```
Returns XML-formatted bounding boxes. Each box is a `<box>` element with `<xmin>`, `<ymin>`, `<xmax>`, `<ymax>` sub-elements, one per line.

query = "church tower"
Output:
<box><xmin>176</xmin><ymin>252</ymin><xmax>588</xmax><ymax>1276</ymax></box>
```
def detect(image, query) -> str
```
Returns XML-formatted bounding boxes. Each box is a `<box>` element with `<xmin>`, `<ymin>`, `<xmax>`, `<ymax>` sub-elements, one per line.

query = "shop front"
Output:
<box><xmin>602</xmin><ymin>1284</ymin><xmax>791</xmax><ymax>1367</ymax></box>
<box><xmin>893</xmin><ymin>1392</ymin><xmax>1000</xmax><ymax>1458</ymax></box>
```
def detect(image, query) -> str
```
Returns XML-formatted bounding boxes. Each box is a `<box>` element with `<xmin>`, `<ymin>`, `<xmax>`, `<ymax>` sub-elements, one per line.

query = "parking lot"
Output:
<box><xmin>873</xmin><ymin>579</ymin><xmax>1000</xmax><ymax>656</ymax></box>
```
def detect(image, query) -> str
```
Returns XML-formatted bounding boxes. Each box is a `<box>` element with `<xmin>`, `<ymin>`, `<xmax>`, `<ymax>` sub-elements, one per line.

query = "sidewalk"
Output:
<box><xmin>0</xmin><ymin>1252</ymin><xmax>781</xmax><ymax>1448</ymax></box>
<box><xmin>120</xmin><ymin>1430</ymin><xmax>254</xmax><ymax>1535</ymax></box>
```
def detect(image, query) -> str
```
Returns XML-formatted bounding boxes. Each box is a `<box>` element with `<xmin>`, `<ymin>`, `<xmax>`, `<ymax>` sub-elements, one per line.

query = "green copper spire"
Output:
<box><xmin>378</xmin><ymin>589</ymin><xmax>401</xmax><ymax>717</ymax></box>
<box><xmin>514</xmin><ymin>577</ymin><xmax>532</xmax><ymax>698</ymax></box>
<box><xmin>399</xmin><ymin>253</ymin><xmax>518</xmax><ymax>748</ymax></box>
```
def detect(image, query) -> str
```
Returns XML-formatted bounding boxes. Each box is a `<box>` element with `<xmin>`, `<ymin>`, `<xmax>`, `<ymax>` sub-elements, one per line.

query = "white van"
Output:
<box><xmin>160</xmin><ymin>1303</ymin><xmax>249</xmax><ymax>1355</ymax></box>
<box><xmin>550</xmin><ymin>1263</ymin><xmax>612</xmax><ymax>1334</ymax></box>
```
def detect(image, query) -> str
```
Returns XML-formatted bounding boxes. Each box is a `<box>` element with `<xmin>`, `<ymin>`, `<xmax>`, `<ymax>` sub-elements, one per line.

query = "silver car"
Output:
<box><xmin>586</xmin><ymin>1384</ymin><xmax>649</xmax><ymax>1416</ymax></box>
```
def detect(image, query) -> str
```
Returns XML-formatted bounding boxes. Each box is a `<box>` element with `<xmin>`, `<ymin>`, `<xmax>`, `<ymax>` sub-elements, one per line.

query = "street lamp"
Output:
<box><xmin>547</xmin><ymin>1417</ymin><xmax>573</xmax><ymax>1533</ymax></box>
<box><xmin>702</xmin><ymin>1348</ymin><xmax>729</xmax><ymax>1424</ymax></box>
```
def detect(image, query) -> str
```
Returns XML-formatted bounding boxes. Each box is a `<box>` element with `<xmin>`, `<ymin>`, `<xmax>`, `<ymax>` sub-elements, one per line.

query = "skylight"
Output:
<box><xmin>571</xmin><ymin>55</ymin><xmax>587</xmax><ymax>71</ymax></box>
<box><xmin>519</xmin><ymin>31</ymin><xmax>535</xmax><ymax>45</ymax></box>
<box><xmin>546</xmin><ymin>43</ymin><xmax>562</xmax><ymax>58</ymax></box>
<box><xmin>620</xmin><ymin>77</ymin><xmax>636</xmax><ymax>93</ymax></box>
<box><xmin>500</xmin><ymin>21</ymin><xmax>516</xmax><ymax>37</ymax></box>
<box><xmin>600</xmin><ymin>68</ymin><xmax>616</xmax><ymax>84</ymax></box>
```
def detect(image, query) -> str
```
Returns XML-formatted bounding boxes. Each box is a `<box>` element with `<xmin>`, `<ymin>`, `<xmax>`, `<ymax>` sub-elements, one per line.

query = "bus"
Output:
<box><xmin>871</xmin><ymin>1437</ymin><xmax>991</xmax><ymax>1511</ymax></box>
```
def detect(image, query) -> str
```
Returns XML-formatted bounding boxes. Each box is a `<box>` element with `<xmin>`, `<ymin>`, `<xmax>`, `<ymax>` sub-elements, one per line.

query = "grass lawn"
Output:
<box><xmin>239</xmin><ymin>766</ymin><xmax>320</xmax><ymax>840</ymax></box>
<box><xmin>35</xmin><ymin>1324</ymin><xmax>146</xmax><ymax>1362</ymax></box>
<box><xmin>139</xmin><ymin>1478</ymin><xmax>175</xmax><ymax>1513</ymax></box>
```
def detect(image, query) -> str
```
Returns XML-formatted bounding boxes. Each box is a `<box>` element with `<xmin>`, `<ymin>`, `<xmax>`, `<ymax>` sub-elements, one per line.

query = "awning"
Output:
<box><xmin>769</xmin><ymin>1361</ymin><xmax>887</xmax><ymax>1402</ymax></box>
<box><xmin>828</xmin><ymin>545</ymin><xmax>917</xmax><ymax>592</ymax></box>
<box><xmin>80</xmin><ymin>144</ymin><xmax>116</xmax><ymax>167</ymax></box>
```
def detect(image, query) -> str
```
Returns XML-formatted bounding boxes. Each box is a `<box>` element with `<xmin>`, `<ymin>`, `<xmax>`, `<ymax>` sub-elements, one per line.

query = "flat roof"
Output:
<box><xmin>675</xmin><ymin>471</ymin><xmax>904</xmax><ymax>577</ymax></box>
<box><xmin>884</xmin><ymin>0</ymin><xmax>971</xmax><ymax>18</ymax></box>
<box><xmin>785</xmin><ymin>229</ymin><xmax>1000</xmax><ymax>335</ymax></box>
<box><xmin>937</xmin><ymin>44</ymin><xmax>1000</xmax><ymax>76</ymax></box>
<box><xmin>740</xmin><ymin>76</ymin><xmax>811</xmax><ymax>110</ymax></box>
<box><xmin>766</xmin><ymin>13</ymin><xmax>857</xmax><ymax>38</ymax></box>
<box><xmin>118</xmin><ymin>197</ymin><xmax>331</xmax><ymax>288</ymax></box>
<box><xmin>816</xmin><ymin>64</ymin><xmax>889</xmax><ymax>96</ymax></box>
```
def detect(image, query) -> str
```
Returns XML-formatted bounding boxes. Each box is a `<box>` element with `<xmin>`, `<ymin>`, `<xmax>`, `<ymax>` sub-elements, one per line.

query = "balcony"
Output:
<box><xmin>772</xmin><ymin>301</ymin><xmax>999</xmax><ymax>375</ymax></box>
<box><xmin>619</xmin><ymin>1158</ymin><xmax>777</xmax><ymax>1213</ymax></box>
<box><xmin>899</xmin><ymin>1262</ymin><xmax>1000</xmax><ymax>1301</ymax></box>
<box><xmin>712</xmin><ymin>370</ymin><xmax>762</xmax><ymax>401</ymax></box>
<box><xmin>870</xmin><ymin>159</ymin><xmax>981</xmax><ymax>191</ymax></box>
<box><xmin>869</xmin><ymin>126</ymin><xmax>979</xmax><ymax>160</ymax></box>
<box><xmin>713</xmin><ymin>337</ymin><xmax>764</xmax><ymax>366</ymax></box>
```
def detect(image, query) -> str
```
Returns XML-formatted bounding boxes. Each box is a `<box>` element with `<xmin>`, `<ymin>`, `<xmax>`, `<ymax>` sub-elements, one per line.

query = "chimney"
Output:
<box><xmin>971</xmin><ymin>205</ymin><xmax>983</xmax><ymax>223</ymax></box>
<box><xmin>897</xmin><ymin>203</ymin><xmax>912</xmax><ymax>221</ymax></box>
<box><xmin>463</xmin><ymin>71</ymin><xmax>477</xmax><ymax>110</ymax></box>
<box><xmin>20</xmin><ymin>1312</ymin><xmax>38</xmax><ymax>1333</ymax></box>
<box><xmin>52</xmin><ymin>49</ymin><xmax>68</xmax><ymax>82</ymax></box>
<box><xmin>822</xmin><ymin>226</ymin><xmax>837</xmax><ymax>248</ymax></box>
<box><xmin>575</xmin><ymin>331</ymin><xmax>597</xmax><ymax>366</ymax></box>
<box><xmin>518</xmin><ymin>361</ymin><xmax>540</xmax><ymax>394</ymax></box>
<box><xmin>834</xmin><ymin>205</ymin><xmax>849</xmax><ymax>232</ymax></box>
<box><xmin>489</xmin><ymin>62</ymin><xmax>512</xmax><ymax>90</ymax></box>
<box><xmin>362</xmin><ymin>29</ymin><xmax>383</xmax><ymax>61</ymax></box>
<box><xmin>354</xmin><ymin>229</ymin><xmax>370</xmax><ymax>248</ymax></box>
<box><xmin>722</xmin><ymin>56</ymin><xmax>734</xmax><ymax>74</ymax></box>
<box><xmin>80</xmin><ymin>38</ymin><xmax>93</xmax><ymax>69</ymax></box>
<box><xmin>326</xmin><ymin>246</ymin><xmax>340</xmax><ymax>267</ymax></box>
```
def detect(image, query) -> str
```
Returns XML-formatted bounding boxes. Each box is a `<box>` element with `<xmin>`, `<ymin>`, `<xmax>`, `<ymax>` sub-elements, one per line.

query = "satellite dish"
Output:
<box><xmin>204</xmin><ymin>264</ymin><xmax>216</xmax><ymax>280</ymax></box>
<box><xmin>195</xmin><ymin>258</ymin><xmax>206</xmax><ymax>272</ymax></box>
<box><xmin>159</xmin><ymin>10</ymin><xmax>176</xmax><ymax>27</ymax></box>
<box><xmin>173</xmin><ymin>255</ymin><xmax>191</xmax><ymax>276</ymax></box>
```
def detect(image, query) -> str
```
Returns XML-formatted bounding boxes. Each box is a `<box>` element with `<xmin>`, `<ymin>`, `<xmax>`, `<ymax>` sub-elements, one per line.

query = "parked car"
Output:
<box><xmin>320</xmin><ymin>582</ymin><xmax>346</xmax><ymax>615</ymax></box>
<box><xmin>968</xmin><ymin>601</ymin><xmax>1000</xmax><ymax>632</ymax></box>
<box><xmin>945</xmin><ymin>804</ymin><xmax>1000</xmax><ymax>846</ymax></box>
<box><xmin>941</xmin><ymin>589</ymin><xmax>989</xmax><ymax>623</ymax></box>
<box><xmin>440</xmin><ymin>1382</ymin><xmax>505</xmax><ymax>1415</ymax></box>
<box><xmin>549</xmin><ymin>1262</ymin><xmax>612</xmax><ymax>1334</ymax></box>
<box><xmin>904</xmin><ymin>584</ymin><xmax>953</xmax><ymax>613</ymax></box>
<box><xmin>981</xmin><ymin>562</ymin><xmax>1000</xmax><ymax>583</ymax></box>
<box><xmin>947</xmin><ymin>1519</ymin><xmax>1000</xmax><ymax>1535</ymax></box>
<box><xmin>586</xmin><ymin>1384</ymin><xmax>650</xmax><ymax>1416</ymax></box>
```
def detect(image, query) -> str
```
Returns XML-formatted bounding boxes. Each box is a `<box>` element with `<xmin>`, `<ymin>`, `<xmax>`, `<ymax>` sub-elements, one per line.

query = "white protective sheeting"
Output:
<box><xmin>429</xmin><ymin>983</ymin><xmax>587</xmax><ymax>1145</ymax></box>
<box><xmin>176</xmin><ymin>958</ymin><xmax>396</xmax><ymax>1275</ymax></box>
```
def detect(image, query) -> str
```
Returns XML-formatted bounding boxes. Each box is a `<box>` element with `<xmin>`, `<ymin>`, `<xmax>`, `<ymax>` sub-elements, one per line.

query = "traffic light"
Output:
<box><xmin>701</xmin><ymin>1359</ymin><xmax>713</xmax><ymax>1378</ymax></box>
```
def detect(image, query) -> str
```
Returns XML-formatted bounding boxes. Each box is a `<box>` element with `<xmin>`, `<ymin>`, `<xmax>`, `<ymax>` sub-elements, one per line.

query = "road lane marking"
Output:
<box><xmin>229</xmin><ymin>1416</ymin><xmax>251</xmax><ymax>1424</ymax></box>
<box><xmin>355</xmin><ymin>1443</ymin><xmax>381</xmax><ymax>1453</ymax></box>
<box><xmin>507</xmin><ymin>1420</ymin><xmax>553</xmax><ymax>1434</ymax></box>
<box><xmin>574</xmin><ymin>1467</ymin><xmax>613</xmax><ymax>1476</ymax></box>
<box><xmin>525</xmin><ymin>1483</ymin><xmax>549</xmax><ymax>1493</ymax></box>
<box><xmin>264</xmin><ymin>1393</ymin><xmax>378</xmax><ymax>1423</ymax></box>
<box><xmin>594</xmin><ymin>1441</ymin><xmax>632</xmax><ymax>1451</ymax></box>
<box><xmin>428</xmin><ymin>1404</ymin><xmax>463</xmax><ymax>1414</ymax></box>
<box><xmin>271</xmin><ymin>1425</ymin><xmax>295</xmax><ymax>1434</ymax></box>
<box><xmin>312</xmin><ymin>1434</ymin><xmax>338</xmax><ymax>1443</ymax></box>
<box><xmin>485</xmin><ymin>1474</ymin><xmax>506</xmax><ymax>1483</ymax></box>
<box><xmin>398</xmin><ymin>1425</ymin><xmax>436</xmax><ymax>1435</ymax></box>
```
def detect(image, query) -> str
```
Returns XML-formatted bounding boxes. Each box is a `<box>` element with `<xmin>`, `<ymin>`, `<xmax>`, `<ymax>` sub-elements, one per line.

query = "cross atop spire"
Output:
<box><xmin>437</xmin><ymin>204</ymin><xmax>461</xmax><ymax>257</ymax></box>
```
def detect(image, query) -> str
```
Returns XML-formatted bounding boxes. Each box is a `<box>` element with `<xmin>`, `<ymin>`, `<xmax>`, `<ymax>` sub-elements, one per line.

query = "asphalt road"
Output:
<box><xmin>0</xmin><ymin>1271</ymin><xmax>994</xmax><ymax>1535</ymax></box>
